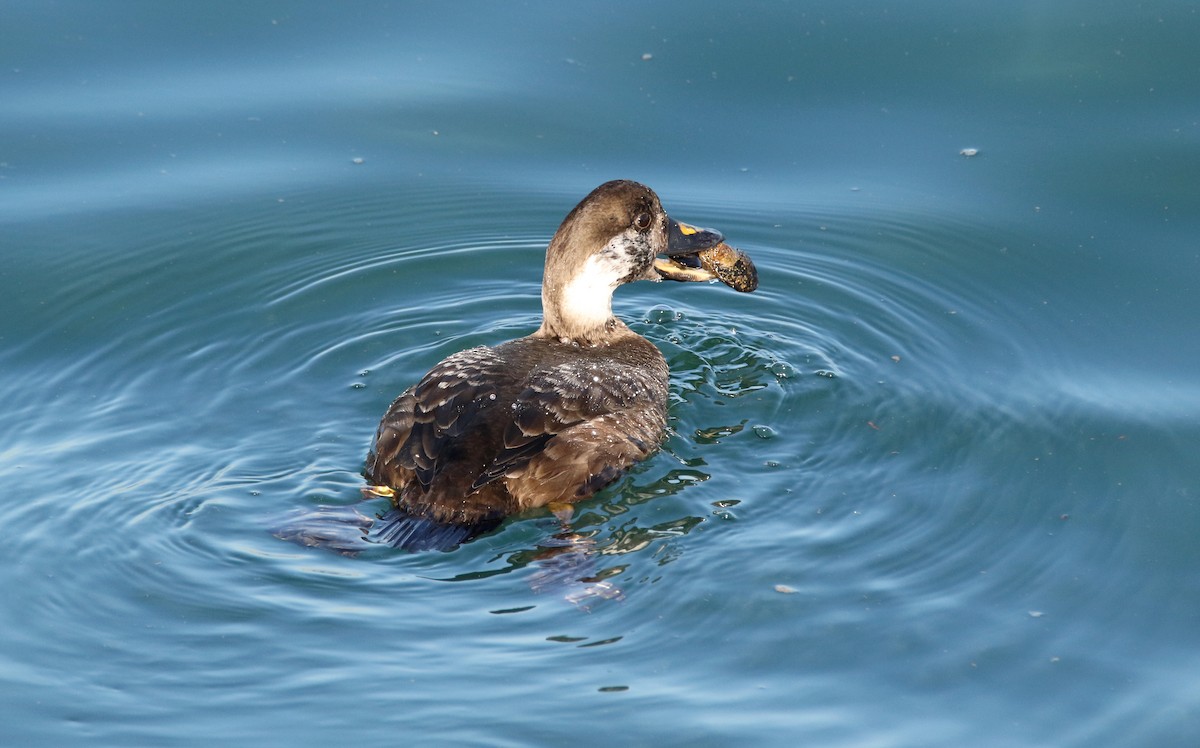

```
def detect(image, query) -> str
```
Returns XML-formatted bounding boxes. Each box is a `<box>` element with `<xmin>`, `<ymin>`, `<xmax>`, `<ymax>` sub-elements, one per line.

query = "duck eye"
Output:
<box><xmin>633</xmin><ymin>212</ymin><xmax>653</xmax><ymax>231</ymax></box>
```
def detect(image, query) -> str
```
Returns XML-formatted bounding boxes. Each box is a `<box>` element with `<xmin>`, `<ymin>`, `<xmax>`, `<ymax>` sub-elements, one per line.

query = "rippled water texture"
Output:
<box><xmin>3</xmin><ymin>2</ymin><xmax>1199</xmax><ymax>746</ymax></box>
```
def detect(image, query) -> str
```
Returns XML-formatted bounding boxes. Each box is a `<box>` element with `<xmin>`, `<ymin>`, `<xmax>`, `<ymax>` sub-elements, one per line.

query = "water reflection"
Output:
<box><xmin>271</xmin><ymin>458</ymin><xmax>717</xmax><ymax>611</ymax></box>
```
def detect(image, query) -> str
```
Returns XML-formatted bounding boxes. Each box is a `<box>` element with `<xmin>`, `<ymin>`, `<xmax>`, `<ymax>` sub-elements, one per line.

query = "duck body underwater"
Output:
<box><xmin>363</xmin><ymin>180</ymin><xmax>757</xmax><ymax>551</ymax></box>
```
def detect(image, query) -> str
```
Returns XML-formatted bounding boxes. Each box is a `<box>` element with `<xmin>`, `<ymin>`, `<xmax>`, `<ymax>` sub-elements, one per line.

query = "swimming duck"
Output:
<box><xmin>364</xmin><ymin>180</ymin><xmax>752</xmax><ymax>550</ymax></box>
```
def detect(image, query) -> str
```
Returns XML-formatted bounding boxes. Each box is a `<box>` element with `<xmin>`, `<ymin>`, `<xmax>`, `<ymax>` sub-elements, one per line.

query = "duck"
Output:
<box><xmin>363</xmin><ymin>179</ymin><xmax>748</xmax><ymax>550</ymax></box>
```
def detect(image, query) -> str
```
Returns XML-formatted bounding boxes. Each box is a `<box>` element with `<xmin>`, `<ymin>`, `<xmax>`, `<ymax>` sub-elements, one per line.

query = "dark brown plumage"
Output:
<box><xmin>364</xmin><ymin>180</ymin><xmax>729</xmax><ymax>550</ymax></box>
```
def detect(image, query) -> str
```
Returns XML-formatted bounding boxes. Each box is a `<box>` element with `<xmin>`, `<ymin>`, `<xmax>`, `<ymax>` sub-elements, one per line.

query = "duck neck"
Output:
<box><xmin>536</xmin><ymin>256</ymin><xmax>630</xmax><ymax>345</ymax></box>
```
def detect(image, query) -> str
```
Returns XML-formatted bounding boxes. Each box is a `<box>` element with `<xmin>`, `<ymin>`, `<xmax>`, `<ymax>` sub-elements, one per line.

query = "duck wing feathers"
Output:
<box><xmin>364</xmin><ymin>336</ymin><xmax>668</xmax><ymax>548</ymax></box>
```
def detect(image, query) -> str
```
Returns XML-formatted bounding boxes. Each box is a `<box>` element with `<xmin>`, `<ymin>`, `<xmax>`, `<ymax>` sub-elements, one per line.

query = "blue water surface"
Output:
<box><xmin>3</xmin><ymin>2</ymin><xmax>1199</xmax><ymax>746</ymax></box>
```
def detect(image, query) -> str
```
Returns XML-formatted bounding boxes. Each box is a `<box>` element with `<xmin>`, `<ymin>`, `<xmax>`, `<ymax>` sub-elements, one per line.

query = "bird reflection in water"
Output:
<box><xmin>271</xmin><ymin>463</ymin><xmax>713</xmax><ymax>609</ymax></box>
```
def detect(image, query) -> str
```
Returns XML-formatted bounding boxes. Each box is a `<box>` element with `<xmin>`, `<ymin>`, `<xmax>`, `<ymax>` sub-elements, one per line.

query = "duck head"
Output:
<box><xmin>536</xmin><ymin>180</ymin><xmax>724</xmax><ymax>344</ymax></box>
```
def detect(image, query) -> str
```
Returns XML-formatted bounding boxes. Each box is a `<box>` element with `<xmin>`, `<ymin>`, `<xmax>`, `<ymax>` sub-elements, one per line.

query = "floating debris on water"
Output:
<box><xmin>960</xmin><ymin>147</ymin><xmax>980</xmax><ymax>157</ymax></box>
<box><xmin>695</xmin><ymin>423</ymin><xmax>745</xmax><ymax>444</ymax></box>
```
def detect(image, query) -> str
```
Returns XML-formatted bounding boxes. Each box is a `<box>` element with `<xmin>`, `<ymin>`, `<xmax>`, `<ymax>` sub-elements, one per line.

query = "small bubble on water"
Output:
<box><xmin>645</xmin><ymin>305</ymin><xmax>680</xmax><ymax>324</ymax></box>
<box><xmin>752</xmin><ymin>425</ymin><xmax>777</xmax><ymax>439</ymax></box>
<box><xmin>351</xmin><ymin>383</ymin><xmax>365</xmax><ymax>389</ymax></box>
<box><xmin>815</xmin><ymin>369</ymin><xmax>838</xmax><ymax>378</ymax></box>
<box><xmin>768</xmin><ymin>361</ymin><xmax>795</xmax><ymax>378</ymax></box>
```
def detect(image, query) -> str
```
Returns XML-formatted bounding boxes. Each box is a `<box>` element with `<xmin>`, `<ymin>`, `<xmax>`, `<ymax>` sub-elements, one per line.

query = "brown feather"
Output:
<box><xmin>362</xmin><ymin>180</ymin><xmax>735</xmax><ymax>550</ymax></box>
<box><xmin>365</xmin><ymin>334</ymin><xmax>666</xmax><ymax>526</ymax></box>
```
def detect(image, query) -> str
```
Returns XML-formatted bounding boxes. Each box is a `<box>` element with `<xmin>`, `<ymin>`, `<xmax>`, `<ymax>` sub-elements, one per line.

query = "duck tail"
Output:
<box><xmin>370</xmin><ymin>507</ymin><xmax>503</xmax><ymax>552</ymax></box>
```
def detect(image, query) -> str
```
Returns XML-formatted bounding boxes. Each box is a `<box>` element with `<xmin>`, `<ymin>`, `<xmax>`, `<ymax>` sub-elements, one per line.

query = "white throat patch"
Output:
<box><xmin>559</xmin><ymin>251</ymin><xmax>626</xmax><ymax>330</ymax></box>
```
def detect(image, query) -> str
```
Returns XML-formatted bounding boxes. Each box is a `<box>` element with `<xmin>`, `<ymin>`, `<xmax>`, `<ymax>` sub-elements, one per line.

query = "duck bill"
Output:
<box><xmin>655</xmin><ymin>218</ymin><xmax>725</xmax><ymax>283</ymax></box>
<box><xmin>666</xmin><ymin>218</ymin><xmax>723</xmax><ymax>257</ymax></box>
<box><xmin>654</xmin><ymin>256</ymin><xmax>717</xmax><ymax>283</ymax></box>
